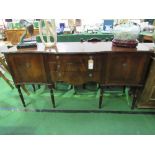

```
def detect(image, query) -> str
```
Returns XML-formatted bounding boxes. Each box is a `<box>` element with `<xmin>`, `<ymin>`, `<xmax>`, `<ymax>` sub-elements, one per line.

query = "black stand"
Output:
<box><xmin>49</xmin><ymin>85</ymin><xmax>56</xmax><ymax>108</ymax></box>
<box><xmin>38</xmin><ymin>85</ymin><xmax>41</xmax><ymax>89</ymax></box>
<box><xmin>32</xmin><ymin>84</ymin><xmax>36</xmax><ymax>92</ymax></box>
<box><xmin>131</xmin><ymin>87</ymin><xmax>139</xmax><ymax>109</ymax></box>
<box><xmin>99</xmin><ymin>86</ymin><xmax>104</xmax><ymax>109</ymax></box>
<box><xmin>16</xmin><ymin>85</ymin><xmax>26</xmax><ymax>107</ymax></box>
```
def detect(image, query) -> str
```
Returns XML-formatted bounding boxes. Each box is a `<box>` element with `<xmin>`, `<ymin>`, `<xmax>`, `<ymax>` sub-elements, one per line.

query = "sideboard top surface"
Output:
<box><xmin>3</xmin><ymin>42</ymin><xmax>155</xmax><ymax>54</ymax></box>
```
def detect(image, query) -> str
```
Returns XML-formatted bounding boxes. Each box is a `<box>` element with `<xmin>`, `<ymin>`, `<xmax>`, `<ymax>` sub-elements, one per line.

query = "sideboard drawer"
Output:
<box><xmin>50</xmin><ymin>71</ymin><xmax>101</xmax><ymax>85</ymax></box>
<box><xmin>47</xmin><ymin>54</ymin><xmax>103</xmax><ymax>72</ymax></box>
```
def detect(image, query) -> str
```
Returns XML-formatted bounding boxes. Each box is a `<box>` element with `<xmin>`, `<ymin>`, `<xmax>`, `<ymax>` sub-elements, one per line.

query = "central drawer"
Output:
<box><xmin>50</xmin><ymin>71</ymin><xmax>101</xmax><ymax>85</ymax></box>
<box><xmin>47</xmin><ymin>55</ymin><xmax>103</xmax><ymax>72</ymax></box>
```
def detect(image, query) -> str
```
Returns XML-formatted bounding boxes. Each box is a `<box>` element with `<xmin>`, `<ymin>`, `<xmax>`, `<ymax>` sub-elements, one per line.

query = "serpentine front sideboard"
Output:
<box><xmin>2</xmin><ymin>42</ymin><xmax>154</xmax><ymax>109</ymax></box>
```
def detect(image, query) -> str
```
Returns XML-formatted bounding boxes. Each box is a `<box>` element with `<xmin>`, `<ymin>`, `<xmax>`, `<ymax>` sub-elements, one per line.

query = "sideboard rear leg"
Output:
<box><xmin>32</xmin><ymin>84</ymin><xmax>36</xmax><ymax>92</ymax></box>
<box><xmin>49</xmin><ymin>85</ymin><xmax>55</xmax><ymax>108</ymax></box>
<box><xmin>16</xmin><ymin>85</ymin><xmax>26</xmax><ymax>107</ymax></box>
<box><xmin>131</xmin><ymin>87</ymin><xmax>139</xmax><ymax>109</ymax></box>
<box><xmin>99</xmin><ymin>86</ymin><xmax>104</xmax><ymax>109</ymax></box>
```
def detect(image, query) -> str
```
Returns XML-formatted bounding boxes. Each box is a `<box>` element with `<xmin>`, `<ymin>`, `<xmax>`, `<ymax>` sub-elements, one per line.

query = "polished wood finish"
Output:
<box><xmin>5</xmin><ymin>29</ymin><xmax>39</xmax><ymax>45</ymax></box>
<box><xmin>2</xmin><ymin>42</ymin><xmax>154</xmax><ymax>109</ymax></box>
<box><xmin>46</xmin><ymin>54</ymin><xmax>104</xmax><ymax>85</ymax></box>
<box><xmin>5</xmin><ymin>53</ymin><xmax>47</xmax><ymax>84</ymax></box>
<box><xmin>0</xmin><ymin>53</ymin><xmax>30</xmax><ymax>95</ymax></box>
<box><xmin>143</xmin><ymin>35</ymin><xmax>153</xmax><ymax>42</ymax></box>
<box><xmin>137</xmin><ymin>57</ymin><xmax>155</xmax><ymax>108</ymax></box>
<box><xmin>105</xmin><ymin>52</ymin><xmax>151</xmax><ymax>85</ymax></box>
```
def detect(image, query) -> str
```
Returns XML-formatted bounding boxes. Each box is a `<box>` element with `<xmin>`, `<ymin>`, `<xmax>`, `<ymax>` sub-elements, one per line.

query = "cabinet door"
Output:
<box><xmin>105</xmin><ymin>53</ymin><xmax>150</xmax><ymax>85</ymax></box>
<box><xmin>6</xmin><ymin>53</ymin><xmax>47</xmax><ymax>84</ymax></box>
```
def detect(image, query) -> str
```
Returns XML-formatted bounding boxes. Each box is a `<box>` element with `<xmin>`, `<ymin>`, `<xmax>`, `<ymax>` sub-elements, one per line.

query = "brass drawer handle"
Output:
<box><xmin>57</xmin><ymin>64</ymin><xmax>60</xmax><ymax>69</ymax></box>
<box><xmin>122</xmin><ymin>63</ymin><xmax>127</xmax><ymax>67</ymax></box>
<box><xmin>89</xmin><ymin>56</ymin><xmax>93</xmax><ymax>59</ymax></box>
<box><xmin>26</xmin><ymin>63</ymin><xmax>31</xmax><ymax>68</ymax></box>
<box><xmin>89</xmin><ymin>73</ymin><xmax>93</xmax><ymax>77</ymax></box>
<box><xmin>58</xmin><ymin>72</ymin><xmax>61</xmax><ymax>77</ymax></box>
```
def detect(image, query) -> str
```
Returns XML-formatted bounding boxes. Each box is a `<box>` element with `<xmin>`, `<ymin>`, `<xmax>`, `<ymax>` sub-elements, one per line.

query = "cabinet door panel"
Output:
<box><xmin>6</xmin><ymin>54</ymin><xmax>47</xmax><ymax>84</ymax></box>
<box><xmin>105</xmin><ymin>53</ymin><xmax>150</xmax><ymax>85</ymax></box>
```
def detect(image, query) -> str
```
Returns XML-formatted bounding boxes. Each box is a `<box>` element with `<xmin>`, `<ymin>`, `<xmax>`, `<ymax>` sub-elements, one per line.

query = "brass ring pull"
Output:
<box><xmin>26</xmin><ymin>63</ymin><xmax>31</xmax><ymax>68</ymax></box>
<box><xmin>122</xmin><ymin>63</ymin><xmax>127</xmax><ymax>67</ymax></box>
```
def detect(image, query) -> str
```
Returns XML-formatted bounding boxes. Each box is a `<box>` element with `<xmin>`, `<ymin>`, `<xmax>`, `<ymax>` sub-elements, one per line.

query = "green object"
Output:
<box><xmin>139</xmin><ymin>31</ymin><xmax>153</xmax><ymax>36</ymax></box>
<box><xmin>14</xmin><ymin>23</ymin><xmax>21</xmax><ymax>29</ymax></box>
<box><xmin>138</xmin><ymin>31</ymin><xmax>153</xmax><ymax>42</ymax></box>
<box><xmin>36</xmin><ymin>33</ymin><xmax>114</xmax><ymax>42</ymax></box>
<box><xmin>34</xmin><ymin>21</ymin><xmax>39</xmax><ymax>28</ymax></box>
<box><xmin>1</xmin><ymin>73</ymin><xmax>155</xmax><ymax>134</ymax></box>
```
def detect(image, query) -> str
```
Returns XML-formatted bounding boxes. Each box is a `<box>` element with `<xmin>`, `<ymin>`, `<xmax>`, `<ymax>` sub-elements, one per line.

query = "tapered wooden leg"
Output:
<box><xmin>123</xmin><ymin>86</ymin><xmax>126</xmax><ymax>94</ymax></box>
<box><xmin>131</xmin><ymin>87</ymin><xmax>139</xmax><ymax>109</ymax></box>
<box><xmin>32</xmin><ymin>84</ymin><xmax>36</xmax><ymax>92</ymax></box>
<box><xmin>16</xmin><ymin>85</ymin><xmax>26</xmax><ymax>107</ymax></box>
<box><xmin>99</xmin><ymin>86</ymin><xmax>104</xmax><ymax>109</ymax></box>
<box><xmin>73</xmin><ymin>85</ymin><xmax>77</xmax><ymax>95</ymax></box>
<box><xmin>38</xmin><ymin>84</ymin><xmax>41</xmax><ymax>89</ymax></box>
<box><xmin>49</xmin><ymin>85</ymin><xmax>55</xmax><ymax>108</ymax></box>
<box><xmin>82</xmin><ymin>84</ymin><xmax>86</xmax><ymax>89</ymax></box>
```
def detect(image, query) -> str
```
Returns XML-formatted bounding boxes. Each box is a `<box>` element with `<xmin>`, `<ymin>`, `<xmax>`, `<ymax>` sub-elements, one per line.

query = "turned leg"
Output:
<box><xmin>123</xmin><ymin>86</ymin><xmax>126</xmax><ymax>94</ymax></box>
<box><xmin>32</xmin><ymin>84</ymin><xmax>36</xmax><ymax>92</ymax></box>
<box><xmin>131</xmin><ymin>87</ymin><xmax>139</xmax><ymax>109</ymax></box>
<box><xmin>16</xmin><ymin>85</ymin><xmax>26</xmax><ymax>107</ymax></box>
<box><xmin>82</xmin><ymin>84</ymin><xmax>86</xmax><ymax>89</ymax></box>
<box><xmin>99</xmin><ymin>86</ymin><xmax>104</xmax><ymax>109</ymax></box>
<box><xmin>70</xmin><ymin>85</ymin><xmax>73</xmax><ymax>89</ymax></box>
<box><xmin>49</xmin><ymin>85</ymin><xmax>55</xmax><ymax>108</ymax></box>
<box><xmin>38</xmin><ymin>84</ymin><xmax>41</xmax><ymax>89</ymax></box>
<box><xmin>73</xmin><ymin>85</ymin><xmax>77</xmax><ymax>95</ymax></box>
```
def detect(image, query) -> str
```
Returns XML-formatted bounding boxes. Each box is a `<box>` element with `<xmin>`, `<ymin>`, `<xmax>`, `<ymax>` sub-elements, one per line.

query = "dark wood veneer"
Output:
<box><xmin>3</xmin><ymin>42</ymin><xmax>154</xmax><ymax>109</ymax></box>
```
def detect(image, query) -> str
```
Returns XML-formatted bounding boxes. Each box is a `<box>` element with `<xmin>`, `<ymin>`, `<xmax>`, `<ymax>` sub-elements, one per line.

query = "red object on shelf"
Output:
<box><xmin>112</xmin><ymin>39</ymin><xmax>138</xmax><ymax>48</ymax></box>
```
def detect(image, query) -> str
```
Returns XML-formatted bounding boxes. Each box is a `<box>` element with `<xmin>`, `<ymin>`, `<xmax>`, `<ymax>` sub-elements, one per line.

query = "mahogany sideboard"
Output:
<box><xmin>2</xmin><ymin>42</ymin><xmax>154</xmax><ymax>109</ymax></box>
